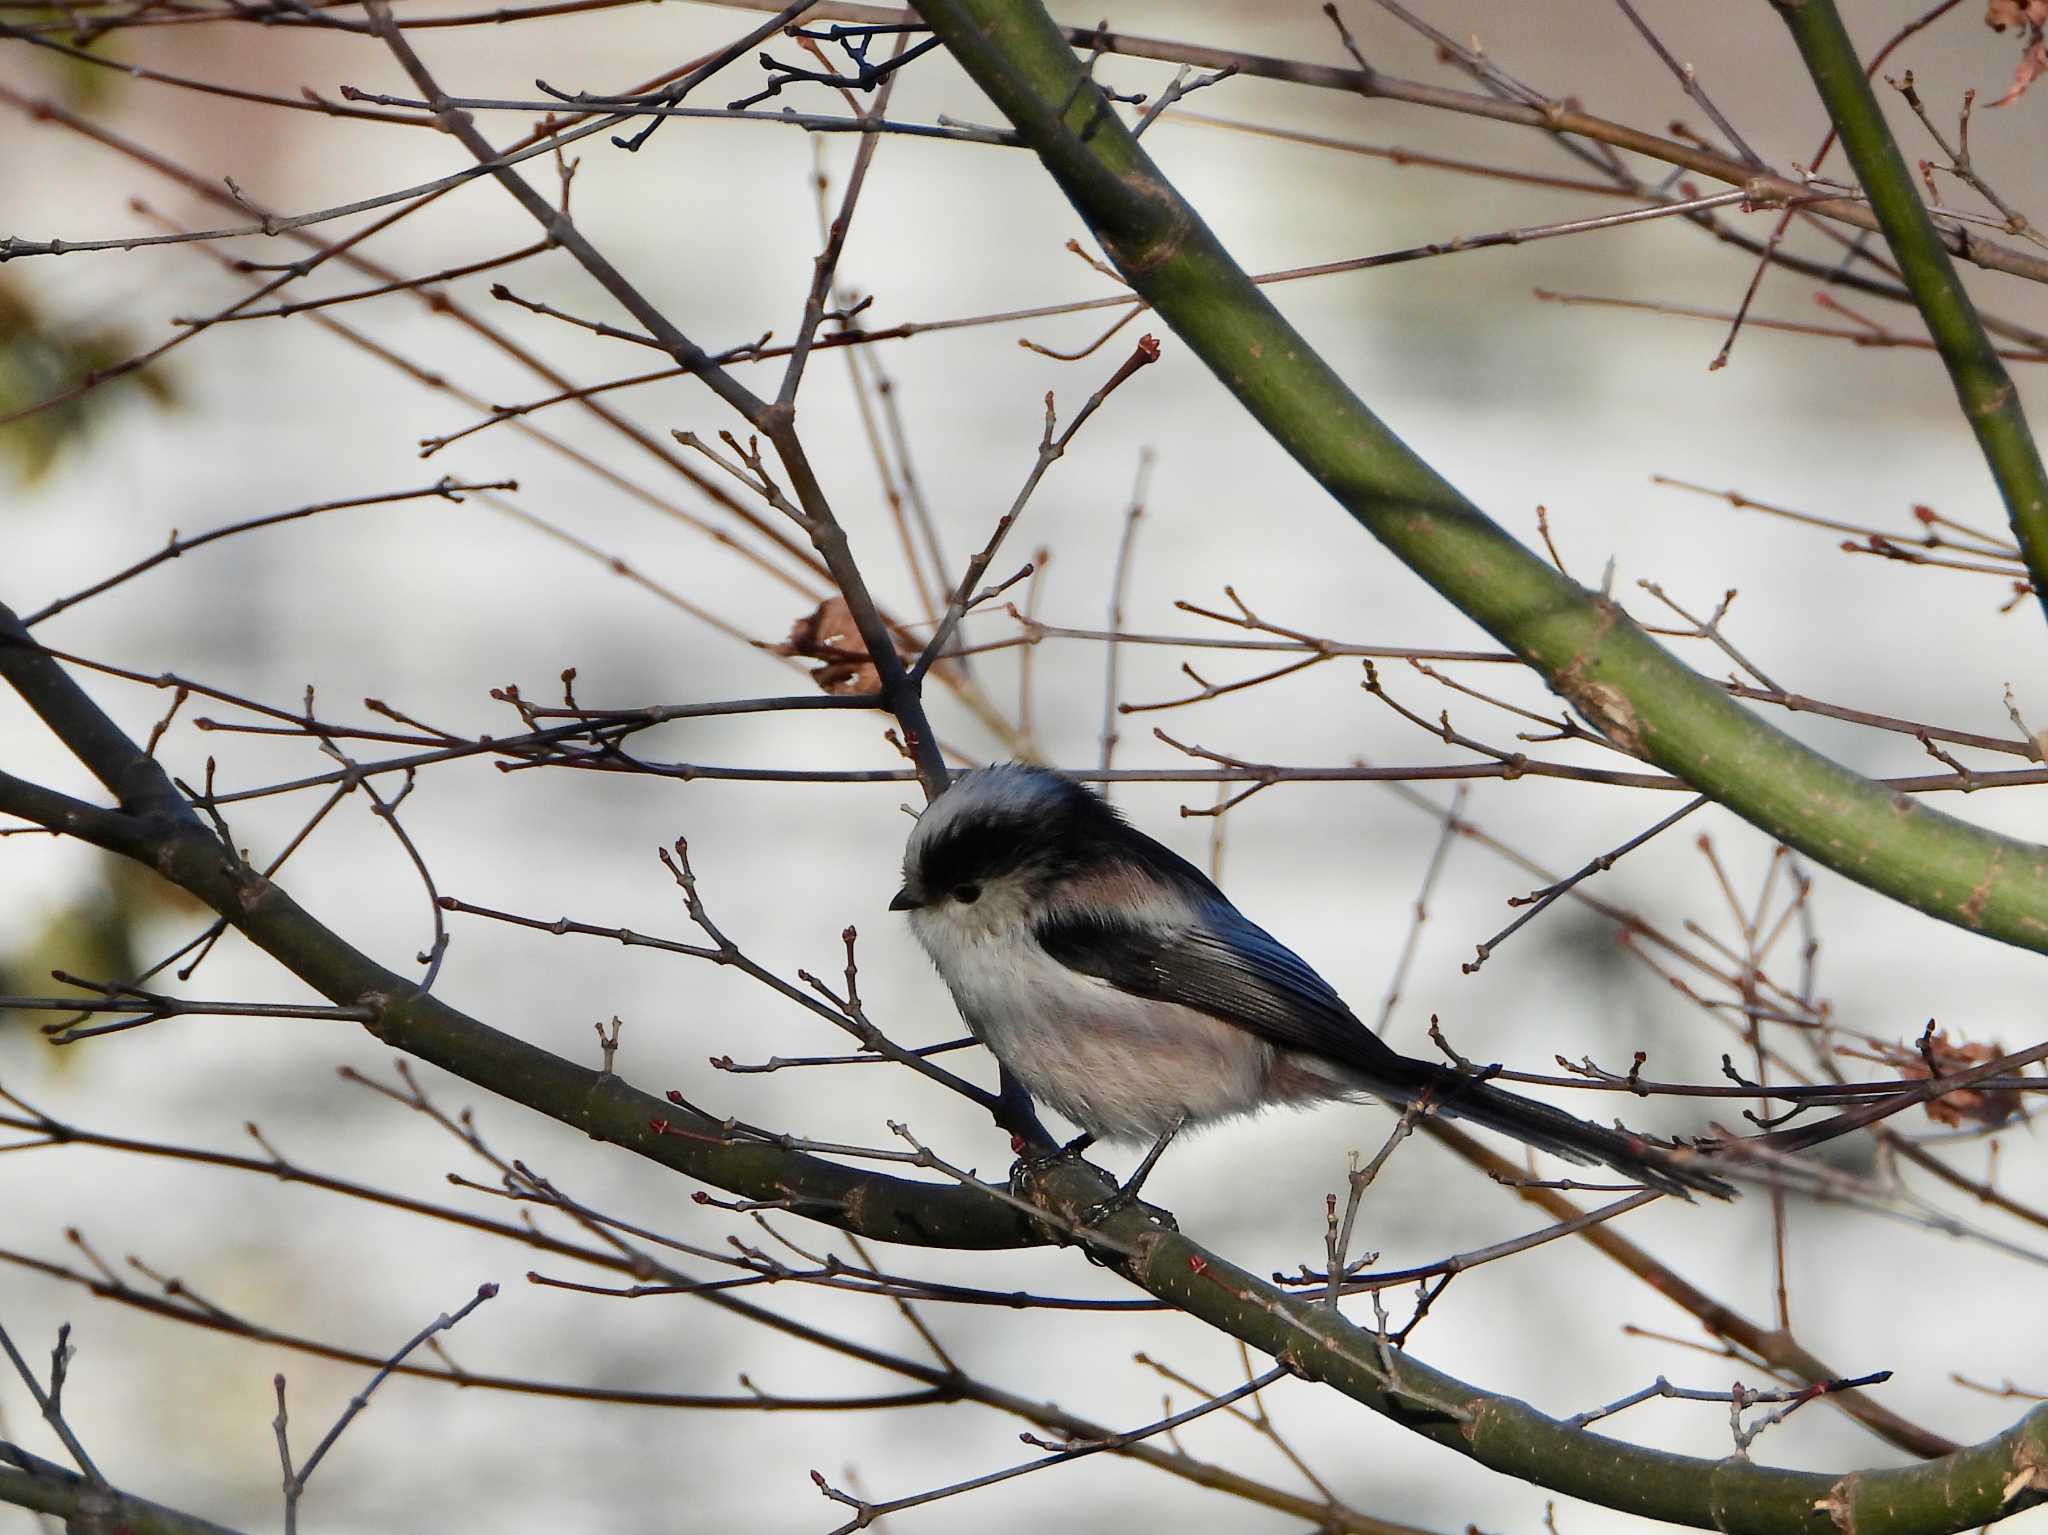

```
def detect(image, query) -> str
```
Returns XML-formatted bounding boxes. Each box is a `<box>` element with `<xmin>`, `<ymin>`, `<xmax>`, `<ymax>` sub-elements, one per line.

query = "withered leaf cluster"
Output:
<box><xmin>1871</xmin><ymin>1027</ymin><xmax>2024</xmax><ymax>1127</ymax></box>
<box><xmin>1986</xmin><ymin>0</ymin><xmax>2048</xmax><ymax>105</ymax></box>
<box><xmin>773</xmin><ymin>598</ymin><xmax>903</xmax><ymax>695</ymax></box>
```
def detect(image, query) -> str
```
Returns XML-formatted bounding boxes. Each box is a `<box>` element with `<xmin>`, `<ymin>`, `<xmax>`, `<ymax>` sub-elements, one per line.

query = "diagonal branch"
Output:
<box><xmin>6</xmin><ymin>593</ymin><xmax>2047</xmax><ymax>1532</ymax></box>
<box><xmin>1005</xmin><ymin>1151</ymin><xmax>2048</xmax><ymax>1535</ymax></box>
<box><xmin>1770</xmin><ymin>0</ymin><xmax>2048</xmax><ymax>625</ymax></box>
<box><xmin>691</xmin><ymin>0</ymin><xmax>2048</xmax><ymax>286</ymax></box>
<box><xmin>361</xmin><ymin>1</ymin><xmax>769</xmax><ymax>423</ymax></box>
<box><xmin>0</xmin><ymin>606</ymin><xmax>200</xmax><ymax>826</ymax></box>
<box><xmin>365</xmin><ymin>1</ymin><xmax>952</xmax><ymax>798</ymax></box>
<box><xmin>0</xmin><ymin>600</ymin><xmax>1034</xmax><ymax>1250</ymax></box>
<box><xmin>903</xmin><ymin>0</ymin><xmax>2048</xmax><ymax>959</ymax></box>
<box><xmin>0</xmin><ymin>1447</ymin><xmax>249</xmax><ymax>1535</ymax></box>
<box><xmin>777</xmin><ymin>22</ymin><xmax>907</xmax><ymax>408</ymax></box>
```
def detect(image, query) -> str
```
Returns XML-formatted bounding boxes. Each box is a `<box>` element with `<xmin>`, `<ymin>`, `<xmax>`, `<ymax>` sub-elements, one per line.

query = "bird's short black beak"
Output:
<box><xmin>889</xmin><ymin>886</ymin><xmax>922</xmax><ymax>912</ymax></box>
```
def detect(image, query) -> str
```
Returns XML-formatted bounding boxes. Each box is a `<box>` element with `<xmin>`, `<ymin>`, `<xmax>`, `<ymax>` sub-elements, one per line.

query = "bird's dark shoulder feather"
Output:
<box><xmin>1035</xmin><ymin>893</ymin><xmax>1402</xmax><ymax>1074</ymax></box>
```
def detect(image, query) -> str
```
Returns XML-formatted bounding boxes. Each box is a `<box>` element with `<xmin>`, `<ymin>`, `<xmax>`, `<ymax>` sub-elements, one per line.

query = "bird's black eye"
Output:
<box><xmin>952</xmin><ymin>883</ymin><xmax>982</xmax><ymax>905</ymax></box>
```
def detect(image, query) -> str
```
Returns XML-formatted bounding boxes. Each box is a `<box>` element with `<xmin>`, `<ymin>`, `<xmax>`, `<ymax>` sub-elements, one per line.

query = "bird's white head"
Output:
<box><xmin>890</xmin><ymin>764</ymin><xmax>1094</xmax><ymax>940</ymax></box>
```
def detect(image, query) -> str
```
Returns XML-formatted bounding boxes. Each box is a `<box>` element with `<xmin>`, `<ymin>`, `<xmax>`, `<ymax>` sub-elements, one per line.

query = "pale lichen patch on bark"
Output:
<box><xmin>1565</xmin><ymin>680</ymin><xmax>1644</xmax><ymax>754</ymax></box>
<box><xmin>1968</xmin><ymin>379</ymin><xmax>2017</xmax><ymax>418</ymax></box>
<box><xmin>1816</xmin><ymin>1471</ymin><xmax>1858</xmax><ymax>1534</ymax></box>
<box><xmin>1458</xmin><ymin>1392</ymin><xmax>1499</xmax><ymax>1445</ymax></box>
<box><xmin>1128</xmin><ymin>1225</ymin><xmax>1174</xmax><ymax>1272</ymax></box>
<box><xmin>1962</xmin><ymin>850</ymin><xmax>2003</xmax><ymax>927</ymax></box>
<box><xmin>1107</xmin><ymin>182</ymin><xmax>1192</xmax><ymax>275</ymax></box>
<box><xmin>841</xmin><ymin>1179</ymin><xmax>870</xmax><ymax>1235</ymax></box>
<box><xmin>1552</xmin><ymin>599</ymin><xmax>1645</xmax><ymax>751</ymax></box>
<box><xmin>2004</xmin><ymin>1432</ymin><xmax>2048</xmax><ymax>1506</ymax></box>
<box><xmin>355</xmin><ymin>988</ymin><xmax>397</xmax><ymax>1041</ymax></box>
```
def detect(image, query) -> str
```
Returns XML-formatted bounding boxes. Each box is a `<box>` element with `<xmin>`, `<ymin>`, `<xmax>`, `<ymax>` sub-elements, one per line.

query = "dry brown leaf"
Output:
<box><xmin>1992</xmin><ymin>37</ymin><xmax>2048</xmax><ymax>104</ymax></box>
<box><xmin>1987</xmin><ymin>1</ymin><xmax>2048</xmax><ymax>104</ymax></box>
<box><xmin>772</xmin><ymin>597</ymin><xmax>896</xmax><ymax>695</ymax></box>
<box><xmin>1986</xmin><ymin>0</ymin><xmax>2048</xmax><ymax>32</ymax></box>
<box><xmin>1869</xmin><ymin>1028</ymin><xmax>2021</xmax><ymax>1127</ymax></box>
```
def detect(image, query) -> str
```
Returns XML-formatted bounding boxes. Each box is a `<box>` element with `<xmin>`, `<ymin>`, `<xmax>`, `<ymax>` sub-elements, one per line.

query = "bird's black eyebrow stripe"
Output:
<box><xmin>916</xmin><ymin>814</ymin><xmax>1045</xmax><ymax>888</ymax></box>
<box><xmin>910</xmin><ymin>767</ymin><xmax>1235</xmax><ymax>899</ymax></box>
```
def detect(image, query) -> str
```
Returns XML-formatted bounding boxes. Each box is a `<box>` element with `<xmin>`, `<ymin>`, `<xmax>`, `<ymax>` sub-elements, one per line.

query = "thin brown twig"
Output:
<box><xmin>911</xmin><ymin>335</ymin><xmax>1162</xmax><ymax>683</ymax></box>
<box><xmin>1374</xmin><ymin>786</ymin><xmax>1465</xmax><ymax>1035</ymax></box>
<box><xmin>812</xmin><ymin>1367</ymin><xmax>1291</xmax><ymax>1532</ymax></box>
<box><xmin>1099</xmin><ymin>449</ymin><xmax>1154</xmax><ymax>782</ymax></box>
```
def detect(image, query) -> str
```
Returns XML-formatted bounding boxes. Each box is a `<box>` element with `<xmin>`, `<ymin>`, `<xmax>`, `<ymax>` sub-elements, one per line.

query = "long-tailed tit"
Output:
<box><xmin>893</xmin><ymin>764</ymin><xmax>1732</xmax><ymax>1199</ymax></box>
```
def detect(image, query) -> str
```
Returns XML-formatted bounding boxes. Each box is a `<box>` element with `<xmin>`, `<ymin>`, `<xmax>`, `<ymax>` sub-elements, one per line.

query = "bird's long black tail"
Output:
<box><xmin>1359</xmin><ymin>1057</ymin><xmax>1736</xmax><ymax>1201</ymax></box>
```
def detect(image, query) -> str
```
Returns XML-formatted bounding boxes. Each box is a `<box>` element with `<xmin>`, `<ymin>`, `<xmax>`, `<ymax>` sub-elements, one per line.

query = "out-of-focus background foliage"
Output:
<box><xmin>4</xmin><ymin>3</ymin><xmax>2048</xmax><ymax>1530</ymax></box>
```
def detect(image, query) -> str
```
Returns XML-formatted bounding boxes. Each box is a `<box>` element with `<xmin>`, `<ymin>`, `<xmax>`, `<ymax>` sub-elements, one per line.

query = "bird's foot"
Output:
<box><xmin>1078</xmin><ymin>1111</ymin><xmax>1187</xmax><ymax>1233</ymax></box>
<box><xmin>1007</xmin><ymin>1131</ymin><xmax>1095</xmax><ymax>1202</ymax></box>
<box><xmin>1079</xmin><ymin>1182</ymin><xmax>1180</xmax><ymax>1235</ymax></box>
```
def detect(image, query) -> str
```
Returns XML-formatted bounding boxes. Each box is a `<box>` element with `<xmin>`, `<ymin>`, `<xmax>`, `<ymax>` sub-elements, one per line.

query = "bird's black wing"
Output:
<box><xmin>1034</xmin><ymin>898</ymin><xmax>1401</xmax><ymax>1076</ymax></box>
<box><xmin>1035</xmin><ymin>895</ymin><xmax>1737</xmax><ymax>1199</ymax></box>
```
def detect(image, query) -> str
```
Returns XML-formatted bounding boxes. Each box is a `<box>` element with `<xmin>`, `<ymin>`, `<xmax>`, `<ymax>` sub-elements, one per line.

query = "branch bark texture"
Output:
<box><xmin>905</xmin><ymin>0</ymin><xmax>2048</xmax><ymax>956</ymax></box>
<box><xmin>1017</xmin><ymin>1156</ymin><xmax>2048</xmax><ymax>1535</ymax></box>
<box><xmin>1771</xmin><ymin>0</ymin><xmax>2048</xmax><ymax>621</ymax></box>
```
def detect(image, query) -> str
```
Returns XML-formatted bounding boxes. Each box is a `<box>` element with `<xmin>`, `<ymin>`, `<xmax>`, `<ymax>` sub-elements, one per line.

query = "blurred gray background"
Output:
<box><xmin>4</xmin><ymin>2</ymin><xmax>2048</xmax><ymax>1530</ymax></box>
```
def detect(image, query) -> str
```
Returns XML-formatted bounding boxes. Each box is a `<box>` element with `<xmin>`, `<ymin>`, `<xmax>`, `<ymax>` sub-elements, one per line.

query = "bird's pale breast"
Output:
<box><xmin>935</xmin><ymin>925</ymin><xmax>1346</xmax><ymax>1139</ymax></box>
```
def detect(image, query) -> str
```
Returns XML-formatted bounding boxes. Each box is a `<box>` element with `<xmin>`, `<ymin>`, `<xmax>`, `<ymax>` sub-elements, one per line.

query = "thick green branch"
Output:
<box><xmin>906</xmin><ymin>0</ymin><xmax>2048</xmax><ymax>955</ymax></box>
<box><xmin>1771</xmin><ymin>0</ymin><xmax>2048</xmax><ymax>623</ymax></box>
<box><xmin>9</xmin><ymin>609</ymin><xmax>2046</xmax><ymax>1532</ymax></box>
<box><xmin>1016</xmin><ymin>1158</ymin><xmax>2048</xmax><ymax>1535</ymax></box>
<box><xmin>1422</xmin><ymin>1121</ymin><xmax>1954</xmax><ymax>1460</ymax></box>
<box><xmin>698</xmin><ymin>0</ymin><xmax>2048</xmax><ymax>288</ymax></box>
<box><xmin>104</xmin><ymin>818</ymin><xmax>1041</xmax><ymax>1249</ymax></box>
<box><xmin>0</xmin><ymin>605</ymin><xmax>1041</xmax><ymax>1252</ymax></box>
